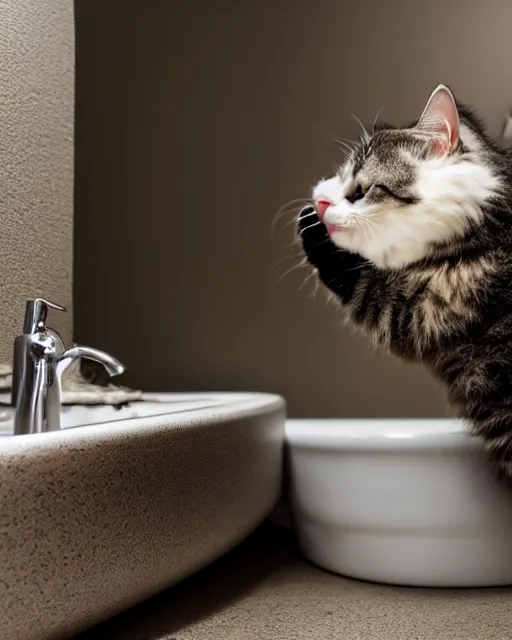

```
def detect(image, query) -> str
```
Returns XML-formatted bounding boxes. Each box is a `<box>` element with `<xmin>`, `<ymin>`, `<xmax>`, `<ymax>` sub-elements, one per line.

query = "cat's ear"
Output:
<box><xmin>416</xmin><ymin>84</ymin><xmax>459</xmax><ymax>155</ymax></box>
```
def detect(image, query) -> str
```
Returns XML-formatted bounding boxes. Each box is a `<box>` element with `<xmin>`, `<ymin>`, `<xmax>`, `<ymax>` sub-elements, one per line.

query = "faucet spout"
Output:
<box><xmin>59</xmin><ymin>346</ymin><xmax>125</xmax><ymax>377</ymax></box>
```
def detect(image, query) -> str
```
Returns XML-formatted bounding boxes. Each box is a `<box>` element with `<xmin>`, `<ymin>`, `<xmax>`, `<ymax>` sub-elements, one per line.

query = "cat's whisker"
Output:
<box><xmin>335</xmin><ymin>139</ymin><xmax>356</xmax><ymax>154</ymax></box>
<box><xmin>276</xmin><ymin>197</ymin><xmax>312</xmax><ymax>213</ymax></box>
<box><xmin>307</xmin><ymin>277</ymin><xmax>320</xmax><ymax>300</ymax></box>
<box><xmin>267</xmin><ymin>254</ymin><xmax>303</xmax><ymax>275</ymax></box>
<box><xmin>299</xmin><ymin>269</ymin><xmax>318</xmax><ymax>291</ymax></box>
<box><xmin>284</xmin><ymin>237</ymin><xmax>305</xmax><ymax>249</ymax></box>
<box><xmin>345</xmin><ymin>261</ymin><xmax>372</xmax><ymax>273</ymax></box>
<box><xmin>337</xmin><ymin>136</ymin><xmax>359</xmax><ymax>146</ymax></box>
<box><xmin>295</xmin><ymin>211</ymin><xmax>317</xmax><ymax>222</ymax></box>
<box><xmin>361</xmin><ymin>219</ymin><xmax>380</xmax><ymax>247</ymax></box>
<box><xmin>275</xmin><ymin>261</ymin><xmax>308</xmax><ymax>284</ymax></box>
<box><xmin>270</xmin><ymin>205</ymin><xmax>316</xmax><ymax>240</ymax></box>
<box><xmin>299</xmin><ymin>221</ymin><xmax>322</xmax><ymax>235</ymax></box>
<box><xmin>352</xmin><ymin>113</ymin><xmax>370</xmax><ymax>143</ymax></box>
<box><xmin>372</xmin><ymin>105</ymin><xmax>386</xmax><ymax>133</ymax></box>
<box><xmin>279</xmin><ymin>210</ymin><xmax>318</xmax><ymax>233</ymax></box>
<box><xmin>274</xmin><ymin>207</ymin><xmax>309</xmax><ymax>228</ymax></box>
<box><xmin>272</xmin><ymin>198</ymin><xmax>313</xmax><ymax>236</ymax></box>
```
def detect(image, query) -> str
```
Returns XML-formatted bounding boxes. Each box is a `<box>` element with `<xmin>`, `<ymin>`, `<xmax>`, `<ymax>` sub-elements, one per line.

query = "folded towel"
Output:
<box><xmin>0</xmin><ymin>359</ymin><xmax>142</xmax><ymax>406</ymax></box>
<box><xmin>61</xmin><ymin>359</ymin><xmax>142</xmax><ymax>405</ymax></box>
<box><xmin>0</xmin><ymin>364</ymin><xmax>12</xmax><ymax>389</ymax></box>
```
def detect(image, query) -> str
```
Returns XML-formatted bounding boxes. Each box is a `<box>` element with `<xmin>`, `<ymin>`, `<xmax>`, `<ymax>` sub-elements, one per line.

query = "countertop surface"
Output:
<box><xmin>75</xmin><ymin>524</ymin><xmax>512</xmax><ymax>640</ymax></box>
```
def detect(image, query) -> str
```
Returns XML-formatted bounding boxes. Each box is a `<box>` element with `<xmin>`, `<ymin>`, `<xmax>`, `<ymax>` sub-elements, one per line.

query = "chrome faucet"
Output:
<box><xmin>11</xmin><ymin>298</ymin><xmax>125</xmax><ymax>435</ymax></box>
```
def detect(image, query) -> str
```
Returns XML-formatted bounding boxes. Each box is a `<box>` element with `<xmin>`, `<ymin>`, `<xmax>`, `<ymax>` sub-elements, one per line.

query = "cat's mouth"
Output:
<box><xmin>326</xmin><ymin>223</ymin><xmax>351</xmax><ymax>235</ymax></box>
<box><xmin>315</xmin><ymin>199</ymin><xmax>352</xmax><ymax>235</ymax></box>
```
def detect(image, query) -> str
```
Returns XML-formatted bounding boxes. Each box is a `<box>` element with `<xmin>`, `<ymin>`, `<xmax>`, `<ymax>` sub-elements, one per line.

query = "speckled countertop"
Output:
<box><xmin>74</xmin><ymin>524</ymin><xmax>512</xmax><ymax>640</ymax></box>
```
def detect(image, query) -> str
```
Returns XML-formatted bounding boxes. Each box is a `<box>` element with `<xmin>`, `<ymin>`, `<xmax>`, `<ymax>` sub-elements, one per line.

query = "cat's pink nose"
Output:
<box><xmin>315</xmin><ymin>199</ymin><xmax>332</xmax><ymax>219</ymax></box>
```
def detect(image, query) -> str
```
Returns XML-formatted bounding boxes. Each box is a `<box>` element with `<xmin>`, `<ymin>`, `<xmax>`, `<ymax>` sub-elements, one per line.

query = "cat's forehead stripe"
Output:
<box><xmin>352</xmin><ymin>133</ymin><xmax>417</xmax><ymax>191</ymax></box>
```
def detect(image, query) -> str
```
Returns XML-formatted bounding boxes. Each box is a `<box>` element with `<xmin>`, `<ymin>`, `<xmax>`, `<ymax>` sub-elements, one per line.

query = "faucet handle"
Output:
<box><xmin>23</xmin><ymin>298</ymin><xmax>66</xmax><ymax>334</ymax></box>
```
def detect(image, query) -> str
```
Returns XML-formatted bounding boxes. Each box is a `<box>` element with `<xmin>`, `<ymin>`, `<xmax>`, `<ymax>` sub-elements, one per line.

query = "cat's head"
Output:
<box><xmin>312</xmin><ymin>85</ymin><xmax>502</xmax><ymax>269</ymax></box>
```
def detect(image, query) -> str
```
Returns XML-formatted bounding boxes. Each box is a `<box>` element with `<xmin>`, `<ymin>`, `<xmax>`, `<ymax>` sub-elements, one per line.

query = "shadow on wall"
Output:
<box><xmin>74</xmin><ymin>0</ymin><xmax>511</xmax><ymax>418</ymax></box>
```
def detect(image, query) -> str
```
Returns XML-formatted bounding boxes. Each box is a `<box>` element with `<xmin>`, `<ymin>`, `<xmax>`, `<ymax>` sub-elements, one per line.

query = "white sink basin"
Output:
<box><xmin>286</xmin><ymin>418</ymin><xmax>512</xmax><ymax>588</ymax></box>
<box><xmin>0</xmin><ymin>392</ymin><xmax>268</xmax><ymax>434</ymax></box>
<box><xmin>1</xmin><ymin>392</ymin><xmax>285</xmax><ymax>640</ymax></box>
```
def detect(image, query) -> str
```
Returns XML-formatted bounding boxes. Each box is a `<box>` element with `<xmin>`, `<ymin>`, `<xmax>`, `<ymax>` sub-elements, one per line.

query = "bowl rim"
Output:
<box><xmin>285</xmin><ymin>418</ymin><xmax>477</xmax><ymax>451</ymax></box>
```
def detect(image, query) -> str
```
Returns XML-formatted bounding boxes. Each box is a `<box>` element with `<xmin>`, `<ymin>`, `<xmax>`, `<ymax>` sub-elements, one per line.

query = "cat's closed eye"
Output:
<box><xmin>374</xmin><ymin>184</ymin><xmax>415</xmax><ymax>204</ymax></box>
<box><xmin>374</xmin><ymin>184</ymin><xmax>395</xmax><ymax>196</ymax></box>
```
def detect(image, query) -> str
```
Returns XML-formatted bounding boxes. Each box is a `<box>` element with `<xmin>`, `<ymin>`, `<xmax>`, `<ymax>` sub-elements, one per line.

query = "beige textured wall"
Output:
<box><xmin>0</xmin><ymin>0</ymin><xmax>74</xmax><ymax>362</ymax></box>
<box><xmin>74</xmin><ymin>0</ymin><xmax>511</xmax><ymax>417</ymax></box>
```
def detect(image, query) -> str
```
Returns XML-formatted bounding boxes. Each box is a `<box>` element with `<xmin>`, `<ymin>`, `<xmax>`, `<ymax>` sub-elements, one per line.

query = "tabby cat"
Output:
<box><xmin>298</xmin><ymin>84</ymin><xmax>512</xmax><ymax>475</ymax></box>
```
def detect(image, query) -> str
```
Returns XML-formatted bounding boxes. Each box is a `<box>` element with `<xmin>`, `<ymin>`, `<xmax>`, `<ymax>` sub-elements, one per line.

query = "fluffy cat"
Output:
<box><xmin>298</xmin><ymin>84</ymin><xmax>512</xmax><ymax>476</ymax></box>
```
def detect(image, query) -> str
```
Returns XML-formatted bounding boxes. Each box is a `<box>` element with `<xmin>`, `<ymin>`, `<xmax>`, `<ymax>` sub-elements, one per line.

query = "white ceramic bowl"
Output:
<box><xmin>286</xmin><ymin>419</ymin><xmax>512</xmax><ymax>587</ymax></box>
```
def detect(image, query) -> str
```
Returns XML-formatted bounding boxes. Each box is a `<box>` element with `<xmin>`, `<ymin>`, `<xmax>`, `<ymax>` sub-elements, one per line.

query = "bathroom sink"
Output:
<box><xmin>0</xmin><ymin>392</ymin><xmax>285</xmax><ymax>640</ymax></box>
<box><xmin>0</xmin><ymin>392</ymin><xmax>267</xmax><ymax>434</ymax></box>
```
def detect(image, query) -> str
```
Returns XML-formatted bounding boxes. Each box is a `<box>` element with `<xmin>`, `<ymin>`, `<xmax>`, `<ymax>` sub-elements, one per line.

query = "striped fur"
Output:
<box><xmin>299</xmin><ymin>87</ymin><xmax>512</xmax><ymax>477</ymax></box>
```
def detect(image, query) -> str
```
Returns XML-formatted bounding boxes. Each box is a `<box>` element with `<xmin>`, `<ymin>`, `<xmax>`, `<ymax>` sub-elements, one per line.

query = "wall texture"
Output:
<box><xmin>0</xmin><ymin>0</ymin><xmax>74</xmax><ymax>363</ymax></box>
<box><xmin>75</xmin><ymin>0</ymin><xmax>512</xmax><ymax>418</ymax></box>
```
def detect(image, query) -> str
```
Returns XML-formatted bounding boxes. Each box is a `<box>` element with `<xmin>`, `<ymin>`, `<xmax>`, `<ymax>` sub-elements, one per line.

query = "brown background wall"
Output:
<box><xmin>74</xmin><ymin>0</ymin><xmax>511</xmax><ymax>418</ymax></box>
<box><xmin>0</xmin><ymin>0</ymin><xmax>74</xmax><ymax>363</ymax></box>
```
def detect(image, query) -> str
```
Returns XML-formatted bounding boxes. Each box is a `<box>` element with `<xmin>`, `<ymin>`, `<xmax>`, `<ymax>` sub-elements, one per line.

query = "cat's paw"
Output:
<box><xmin>297</xmin><ymin>205</ymin><xmax>332</xmax><ymax>261</ymax></box>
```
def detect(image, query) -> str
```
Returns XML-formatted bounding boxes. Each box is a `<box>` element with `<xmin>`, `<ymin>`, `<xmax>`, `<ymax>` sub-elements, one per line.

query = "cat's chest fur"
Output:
<box><xmin>352</xmin><ymin>254</ymin><xmax>498</xmax><ymax>360</ymax></box>
<box><xmin>403</xmin><ymin>256</ymin><xmax>494</xmax><ymax>311</ymax></box>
